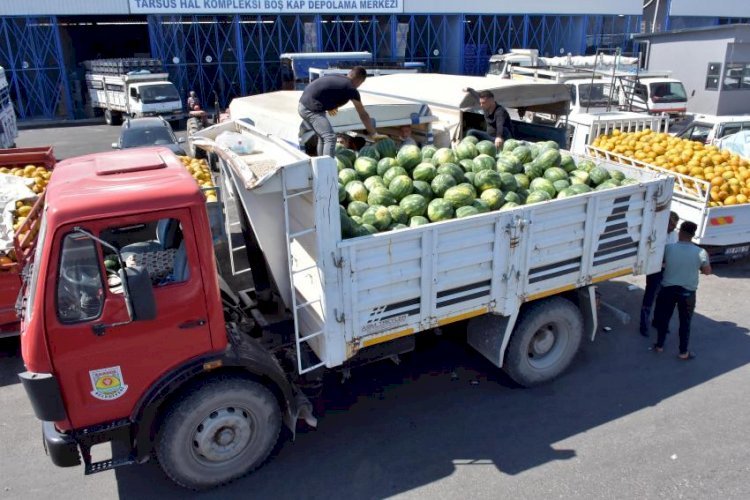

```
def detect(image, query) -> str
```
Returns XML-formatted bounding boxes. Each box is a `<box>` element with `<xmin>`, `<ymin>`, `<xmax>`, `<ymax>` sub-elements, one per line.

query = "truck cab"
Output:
<box><xmin>618</xmin><ymin>76</ymin><xmax>687</xmax><ymax>119</ymax></box>
<box><xmin>486</xmin><ymin>49</ymin><xmax>539</xmax><ymax>79</ymax></box>
<box><xmin>675</xmin><ymin>113</ymin><xmax>750</xmax><ymax>145</ymax></box>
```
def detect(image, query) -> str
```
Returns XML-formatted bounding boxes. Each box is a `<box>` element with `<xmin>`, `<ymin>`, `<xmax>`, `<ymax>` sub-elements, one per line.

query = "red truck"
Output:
<box><xmin>0</xmin><ymin>147</ymin><xmax>54</xmax><ymax>338</ymax></box>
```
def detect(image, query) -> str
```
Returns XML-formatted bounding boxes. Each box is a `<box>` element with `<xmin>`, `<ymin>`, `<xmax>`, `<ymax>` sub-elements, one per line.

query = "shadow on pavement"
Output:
<box><xmin>709</xmin><ymin>257</ymin><xmax>750</xmax><ymax>279</ymax></box>
<box><xmin>114</xmin><ymin>278</ymin><xmax>750</xmax><ymax>499</ymax></box>
<box><xmin>0</xmin><ymin>337</ymin><xmax>23</xmax><ymax>388</ymax></box>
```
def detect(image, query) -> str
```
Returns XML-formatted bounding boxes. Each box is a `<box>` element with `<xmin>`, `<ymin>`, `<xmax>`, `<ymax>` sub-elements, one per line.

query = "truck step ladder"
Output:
<box><xmin>223</xmin><ymin>173</ymin><xmax>253</xmax><ymax>277</ymax></box>
<box><xmin>281</xmin><ymin>169</ymin><xmax>326</xmax><ymax>375</ymax></box>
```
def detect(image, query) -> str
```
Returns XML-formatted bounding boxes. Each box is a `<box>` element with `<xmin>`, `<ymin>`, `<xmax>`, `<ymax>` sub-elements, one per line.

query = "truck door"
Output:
<box><xmin>45</xmin><ymin>210</ymin><xmax>214</xmax><ymax>429</ymax></box>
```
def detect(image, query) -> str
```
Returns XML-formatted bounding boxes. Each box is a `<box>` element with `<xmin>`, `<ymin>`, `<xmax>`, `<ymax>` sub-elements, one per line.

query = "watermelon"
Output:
<box><xmin>431</xmin><ymin>147</ymin><xmax>456</xmax><ymax>166</ymax></box>
<box><xmin>358</xmin><ymin>145</ymin><xmax>381</xmax><ymax>161</ymax></box>
<box><xmin>383</xmin><ymin>166</ymin><xmax>409</xmax><ymax>186</ymax></box>
<box><xmin>539</xmin><ymin>140</ymin><xmax>560</xmax><ymax>150</ymax></box>
<box><xmin>360</xmin><ymin>223</ymin><xmax>378</xmax><ymax>235</ymax></box>
<box><xmin>560</xmin><ymin>154</ymin><xmax>577</xmax><ymax>173</ymax></box>
<box><xmin>529</xmin><ymin>144</ymin><xmax>541</xmax><ymax>160</ymax></box>
<box><xmin>368</xmin><ymin>186</ymin><xmax>397</xmax><ymax>206</ymax></box>
<box><xmin>514</xmin><ymin>173</ymin><xmax>530</xmax><ymax>190</ymax></box>
<box><xmin>473</xmin><ymin>169</ymin><xmax>503</xmax><ymax>193</ymax></box>
<box><xmin>339</xmin><ymin>168</ymin><xmax>358</xmax><ymax>186</ymax></box>
<box><xmin>472</xmin><ymin>154</ymin><xmax>496</xmax><ymax>173</ymax></box>
<box><xmin>340</xmin><ymin>206</ymin><xmax>355</xmax><ymax>237</ymax></box>
<box><xmin>377</xmin><ymin>157</ymin><xmax>399</xmax><ymax>176</ymax></box>
<box><xmin>530</xmin><ymin>178</ymin><xmax>556</xmax><ymax>198</ymax></box>
<box><xmin>459</xmin><ymin>159</ymin><xmax>475</xmax><ymax>173</ymax></box>
<box><xmin>437</xmin><ymin>163</ymin><xmax>466</xmax><ymax>184</ymax></box>
<box><xmin>475</xmin><ymin>140</ymin><xmax>497</xmax><ymax>157</ymax></box>
<box><xmin>556</xmin><ymin>188</ymin><xmax>576</xmax><ymax>199</ymax></box>
<box><xmin>362</xmin><ymin>205</ymin><xmax>392</xmax><ymax>231</ymax></box>
<box><xmin>569</xmin><ymin>184</ymin><xmax>593</xmax><ymax>194</ymax></box>
<box><xmin>443</xmin><ymin>185</ymin><xmax>475</xmax><ymax>209</ymax></box>
<box><xmin>517</xmin><ymin>189</ymin><xmax>529</xmax><ymax>204</ymax></box>
<box><xmin>354</xmin><ymin>157</ymin><xmax>378</xmax><ymax>179</ymax></box>
<box><xmin>589</xmin><ymin>166</ymin><xmax>611</xmax><ymax>185</ymax></box>
<box><xmin>543</xmin><ymin>167</ymin><xmax>568</xmax><ymax>183</ymax></box>
<box><xmin>570</xmin><ymin>170</ymin><xmax>590</xmax><ymax>185</ymax></box>
<box><xmin>524</xmin><ymin>162</ymin><xmax>544</xmax><ymax>180</ymax></box>
<box><xmin>336</xmin><ymin>148</ymin><xmax>357</xmax><ymax>166</ymax></box>
<box><xmin>347</xmin><ymin>200</ymin><xmax>369</xmax><ymax>217</ymax></box>
<box><xmin>427</xmin><ymin>198</ymin><xmax>455</xmax><ymax>222</ymax></box>
<box><xmin>421</xmin><ymin>145</ymin><xmax>437</xmax><ymax>161</ymax></box>
<box><xmin>498</xmin><ymin>172</ymin><xmax>519</xmax><ymax>192</ymax></box>
<box><xmin>526</xmin><ymin>190</ymin><xmax>552</xmax><ymax>204</ymax></box>
<box><xmin>480</xmin><ymin>188</ymin><xmax>505</xmax><ymax>210</ymax></box>
<box><xmin>512</xmin><ymin>145</ymin><xmax>532</xmax><ymax>163</ymax></box>
<box><xmin>552</xmin><ymin>179</ymin><xmax>571</xmax><ymax>192</ymax></box>
<box><xmin>375</xmin><ymin>137</ymin><xmax>398</xmax><ymax>159</ymax></box>
<box><xmin>455</xmin><ymin>141</ymin><xmax>479</xmax><ymax>161</ymax></box>
<box><xmin>409</xmin><ymin>215</ymin><xmax>430</xmax><ymax>227</ymax></box>
<box><xmin>431</xmin><ymin>173</ymin><xmax>457</xmax><ymax>197</ymax></box>
<box><xmin>345</xmin><ymin>181</ymin><xmax>368</xmax><ymax>203</ymax></box>
<box><xmin>610</xmin><ymin>169</ymin><xmax>626</xmax><ymax>182</ymax></box>
<box><xmin>595</xmin><ymin>180</ymin><xmax>620</xmax><ymax>191</ymax></box>
<box><xmin>576</xmin><ymin>159</ymin><xmax>597</xmax><ymax>173</ymax></box>
<box><xmin>387</xmin><ymin>205</ymin><xmax>408</xmax><ymax>225</ymax></box>
<box><xmin>412</xmin><ymin>163</ymin><xmax>438</xmax><ymax>182</ymax></box>
<box><xmin>399</xmin><ymin>194</ymin><xmax>428</xmax><ymax>217</ymax></box>
<box><xmin>456</xmin><ymin>206</ymin><xmax>480</xmax><ymax>218</ymax></box>
<box><xmin>504</xmin><ymin>191</ymin><xmax>522</xmax><ymax>205</ymax></box>
<box><xmin>496</xmin><ymin>156</ymin><xmax>522</xmax><ymax>174</ymax></box>
<box><xmin>464</xmin><ymin>172</ymin><xmax>476</xmax><ymax>186</ymax></box>
<box><xmin>620</xmin><ymin>178</ymin><xmax>639</xmax><ymax>186</ymax></box>
<box><xmin>351</xmin><ymin>215</ymin><xmax>363</xmax><ymax>225</ymax></box>
<box><xmin>412</xmin><ymin>180</ymin><xmax>434</xmax><ymax>200</ymax></box>
<box><xmin>535</xmin><ymin>149</ymin><xmax>562</xmax><ymax>170</ymax></box>
<box><xmin>499</xmin><ymin>201</ymin><xmax>520</xmax><ymax>211</ymax></box>
<box><xmin>363</xmin><ymin>175</ymin><xmax>386</xmax><ymax>192</ymax></box>
<box><xmin>472</xmin><ymin>199</ymin><xmax>491</xmax><ymax>213</ymax></box>
<box><xmin>396</xmin><ymin>144</ymin><xmax>422</xmax><ymax>170</ymax></box>
<box><xmin>388</xmin><ymin>175</ymin><xmax>414</xmax><ymax>201</ymax></box>
<box><xmin>335</xmin><ymin>156</ymin><xmax>349</xmax><ymax>172</ymax></box>
<box><xmin>502</xmin><ymin>138</ymin><xmax>521</xmax><ymax>152</ymax></box>
<box><xmin>462</xmin><ymin>135</ymin><xmax>479</xmax><ymax>145</ymax></box>
<box><xmin>338</xmin><ymin>183</ymin><xmax>346</xmax><ymax>203</ymax></box>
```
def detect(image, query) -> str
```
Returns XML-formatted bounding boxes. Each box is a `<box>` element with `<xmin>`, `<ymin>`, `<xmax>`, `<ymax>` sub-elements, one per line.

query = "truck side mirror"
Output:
<box><xmin>119</xmin><ymin>266</ymin><xmax>156</xmax><ymax>321</ymax></box>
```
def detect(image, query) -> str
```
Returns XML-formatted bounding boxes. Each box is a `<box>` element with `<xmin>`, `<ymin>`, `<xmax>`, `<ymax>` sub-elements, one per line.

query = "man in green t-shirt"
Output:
<box><xmin>652</xmin><ymin>221</ymin><xmax>711</xmax><ymax>360</ymax></box>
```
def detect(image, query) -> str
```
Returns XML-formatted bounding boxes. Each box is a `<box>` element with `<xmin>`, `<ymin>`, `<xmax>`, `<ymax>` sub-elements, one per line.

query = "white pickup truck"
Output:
<box><xmin>85</xmin><ymin>59</ymin><xmax>184</xmax><ymax>127</ymax></box>
<box><xmin>0</xmin><ymin>66</ymin><xmax>18</xmax><ymax>148</ymax></box>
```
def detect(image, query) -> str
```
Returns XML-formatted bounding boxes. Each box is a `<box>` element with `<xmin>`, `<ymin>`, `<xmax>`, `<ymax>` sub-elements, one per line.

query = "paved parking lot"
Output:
<box><xmin>2</xmin><ymin>125</ymin><xmax>749</xmax><ymax>499</ymax></box>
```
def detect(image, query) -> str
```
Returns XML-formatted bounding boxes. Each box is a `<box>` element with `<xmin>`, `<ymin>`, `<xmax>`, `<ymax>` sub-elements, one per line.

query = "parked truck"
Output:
<box><xmin>84</xmin><ymin>58</ymin><xmax>184</xmax><ymax>127</ymax></box>
<box><xmin>18</xmin><ymin>109</ymin><xmax>673</xmax><ymax>489</ymax></box>
<box><xmin>585</xmin><ymin>115</ymin><xmax>750</xmax><ymax>261</ymax></box>
<box><xmin>0</xmin><ymin>66</ymin><xmax>18</xmax><ymax>148</ymax></box>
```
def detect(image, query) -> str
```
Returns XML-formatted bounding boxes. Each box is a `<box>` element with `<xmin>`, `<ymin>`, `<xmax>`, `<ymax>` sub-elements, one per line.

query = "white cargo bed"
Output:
<box><xmin>585</xmin><ymin>116</ymin><xmax>750</xmax><ymax>250</ymax></box>
<box><xmin>195</xmin><ymin>120</ymin><xmax>674</xmax><ymax>373</ymax></box>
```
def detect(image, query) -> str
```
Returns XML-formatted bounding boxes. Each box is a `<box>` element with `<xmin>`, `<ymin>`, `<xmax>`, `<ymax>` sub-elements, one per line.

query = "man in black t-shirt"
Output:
<box><xmin>462</xmin><ymin>87</ymin><xmax>513</xmax><ymax>148</ymax></box>
<box><xmin>298</xmin><ymin>66</ymin><xmax>383</xmax><ymax>157</ymax></box>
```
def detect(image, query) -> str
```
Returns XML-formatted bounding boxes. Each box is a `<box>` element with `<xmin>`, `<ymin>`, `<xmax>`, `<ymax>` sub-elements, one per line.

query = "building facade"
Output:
<box><xmin>0</xmin><ymin>0</ymin><xmax>747</xmax><ymax>120</ymax></box>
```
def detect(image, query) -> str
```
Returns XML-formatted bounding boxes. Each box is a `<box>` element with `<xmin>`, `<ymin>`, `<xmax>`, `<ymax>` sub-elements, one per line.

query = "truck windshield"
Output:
<box><xmin>577</xmin><ymin>83</ymin><xmax>610</xmax><ymax>108</ymax></box>
<box><xmin>487</xmin><ymin>61</ymin><xmax>505</xmax><ymax>76</ymax></box>
<box><xmin>649</xmin><ymin>82</ymin><xmax>687</xmax><ymax>103</ymax></box>
<box><xmin>140</xmin><ymin>84</ymin><xmax>180</xmax><ymax>104</ymax></box>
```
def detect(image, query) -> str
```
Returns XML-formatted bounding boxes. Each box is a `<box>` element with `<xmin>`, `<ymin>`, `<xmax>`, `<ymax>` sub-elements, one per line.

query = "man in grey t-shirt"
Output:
<box><xmin>652</xmin><ymin>221</ymin><xmax>711</xmax><ymax>360</ymax></box>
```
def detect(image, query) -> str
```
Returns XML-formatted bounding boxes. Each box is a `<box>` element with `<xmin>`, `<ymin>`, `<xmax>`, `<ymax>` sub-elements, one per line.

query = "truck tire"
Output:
<box><xmin>186</xmin><ymin>117</ymin><xmax>205</xmax><ymax>159</ymax></box>
<box><xmin>503</xmin><ymin>297</ymin><xmax>583</xmax><ymax>387</ymax></box>
<box><xmin>156</xmin><ymin>376</ymin><xmax>281</xmax><ymax>490</ymax></box>
<box><xmin>104</xmin><ymin>109</ymin><xmax>121</xmax><ymax>126</ymax></box>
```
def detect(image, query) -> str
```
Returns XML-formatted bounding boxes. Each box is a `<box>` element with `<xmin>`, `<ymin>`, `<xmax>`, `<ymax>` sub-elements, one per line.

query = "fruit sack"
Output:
<box><xmin>0</xmin><ymin>172</ymin><xmax>39</xmax><ymax>254</ymax></box>
<box><xmin>337</xmin><ymin>136</ymin><xmax>638</xmax><ymax>239</ymax></box>
<box><xmin>592</xmin><ymin>129</ymin><xmax>750</xmax><ymax>207</ymax></box>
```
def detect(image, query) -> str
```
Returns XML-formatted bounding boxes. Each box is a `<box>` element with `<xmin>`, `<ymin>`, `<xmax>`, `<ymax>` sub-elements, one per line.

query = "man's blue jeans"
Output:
<box><xmin>298</xmin><ymin>102</ymin><xmax>336</xmax><ymax>157</ymax></box>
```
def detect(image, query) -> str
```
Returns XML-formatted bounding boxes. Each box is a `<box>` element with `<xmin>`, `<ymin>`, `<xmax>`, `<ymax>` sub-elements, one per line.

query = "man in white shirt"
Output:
<box><xmin>640</xmin><ymin>211</ymin><xmax>679</xmax><ymax>337</ymax></box>
<box><xmin>652</xmin><ymin>221</ymin><xmax>711</xmax><ymax>360</ymax></box>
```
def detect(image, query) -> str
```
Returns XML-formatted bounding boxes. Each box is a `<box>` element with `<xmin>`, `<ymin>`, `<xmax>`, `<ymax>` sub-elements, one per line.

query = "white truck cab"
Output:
<box><xmin>0</xmin><ymin>66</ymin><xmax>18</xmax><ymax>148</ymax></box>
<box><xmin>486</xmin><ymin>49</ymin><xmax>539</xmax><ymax>78</ymax></box>
<box><xmin>618</xmin><ymin>75</ymin><xmax>687</xmax><ymax>118</ymax></box>
<box><xmin>675</xmin><ymin>113</ymin><xmax>750</xmax><ymax>145</ymax></box>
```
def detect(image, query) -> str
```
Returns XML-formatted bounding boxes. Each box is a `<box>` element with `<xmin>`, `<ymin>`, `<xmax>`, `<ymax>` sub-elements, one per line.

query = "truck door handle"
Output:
<box><xmin>179</xmin><ymin>319</ymin><xmax>206</xmax><ymax>329</ymax></box>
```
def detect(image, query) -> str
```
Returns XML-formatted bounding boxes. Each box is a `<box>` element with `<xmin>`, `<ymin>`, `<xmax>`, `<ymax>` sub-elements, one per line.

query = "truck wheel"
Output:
<box><xmin>104</xmin><ymin>109</ymin><xmax>121</xmax><ymax>126</ymax></box>
<box><xmin>156</xmin><ymin>377</ymin><xmax>281</xmax><ymax>490</ymax></box>
<box><xmin>504</xmin><ymin>297</ymin><xmax>583</xmax><ymax>387</ymax></box>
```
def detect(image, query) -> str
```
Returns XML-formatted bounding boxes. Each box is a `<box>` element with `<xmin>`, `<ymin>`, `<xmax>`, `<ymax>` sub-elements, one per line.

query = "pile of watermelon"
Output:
<box><xmin>337</xmin><ymin>136</ymin><xmax>637</xmax><ymax>239</ymax></box>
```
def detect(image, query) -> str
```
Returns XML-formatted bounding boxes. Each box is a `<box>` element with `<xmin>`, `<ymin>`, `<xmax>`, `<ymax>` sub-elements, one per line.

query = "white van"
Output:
<box><xmin>0</xmin><ymin>66</ymin><xmax>18</xmax><ymax>149</ymax></box>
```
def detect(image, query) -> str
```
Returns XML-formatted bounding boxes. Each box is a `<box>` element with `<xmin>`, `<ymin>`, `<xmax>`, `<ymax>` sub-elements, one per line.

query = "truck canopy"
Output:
<box><xmin>360</xmin><ymin>73</ymin><xmax>570</xmax><ymax>115</ymax></box>
<box><xmin>228</xmin><ymin>90</ymin><xmax>437</xmax><ymax>148</ymax></box>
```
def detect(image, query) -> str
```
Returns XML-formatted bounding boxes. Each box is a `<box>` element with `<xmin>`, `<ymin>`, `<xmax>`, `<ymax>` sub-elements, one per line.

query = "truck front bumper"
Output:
<box><xmin>42</xmin><ymin>421</ymin><xmax>81</xmax><ymax>468</ymax></box>
<box><xmin>140</xmin><ymin>111</ymin><xmax>185</xmax><ymax>121</ymax></box>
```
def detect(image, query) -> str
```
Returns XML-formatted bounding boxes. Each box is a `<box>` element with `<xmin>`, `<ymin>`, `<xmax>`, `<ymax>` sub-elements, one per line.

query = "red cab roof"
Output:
<box><xmin>46</xmin><ymin>148</ymin><xmax>203</xmax><ymax>226</ymax></box>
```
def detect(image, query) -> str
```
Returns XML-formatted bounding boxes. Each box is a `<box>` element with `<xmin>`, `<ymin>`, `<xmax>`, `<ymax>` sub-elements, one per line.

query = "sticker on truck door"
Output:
<box><xmin>89</xmin><ymin>366</ymin><xmax>128</xmax><ymax>401</ymax></box>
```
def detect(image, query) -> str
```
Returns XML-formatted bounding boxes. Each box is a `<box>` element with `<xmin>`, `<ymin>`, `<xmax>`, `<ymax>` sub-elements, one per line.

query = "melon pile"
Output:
<box><xmin>178</xmin><ymin>156</ymin><xmax>218</xmax><ymax>202</ymax></box>
<box><xmin>591</xmin><ymin>129</ymin><xmax>750</xmax><ymax>207</ymax></box>
<box><xmin>338</xmin><ymin>137</ymin><xmax>636</xmax><ymax>239</ymax></box>
<box><xmin>0</xmin><ymin>164</ymin><xmax>50</xmax><ymax>265</ymax></box>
